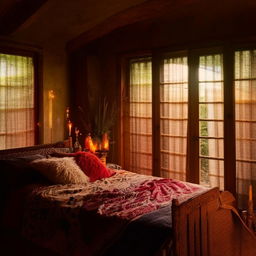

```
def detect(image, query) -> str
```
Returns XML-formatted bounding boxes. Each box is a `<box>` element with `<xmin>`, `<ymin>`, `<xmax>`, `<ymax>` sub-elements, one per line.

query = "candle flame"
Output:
<box><xmin>68</xmin><ymin>121</ymin><xmax>72</xmax><ymax>136</ymax></box>
<box><xmin>102</xmin><ymin>133</ymin><xmax>109</xmax><ymax>151</ymax></box>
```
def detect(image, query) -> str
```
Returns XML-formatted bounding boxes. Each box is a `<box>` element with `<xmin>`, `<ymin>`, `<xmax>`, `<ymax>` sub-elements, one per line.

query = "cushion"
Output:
<box><xmin>72</xmin><ymin>152</ymin><xmax>114</xmax><ymax>182</ymax></box>
<box><xmin>0</xmin><ymin>155</ymin><xmax>48</xmax><ymax>221</ymax></box>
<box><xmin>0</xmin><ymin>154</ymin><xmax>48</xmax><ymax>189</ymax></box>
<box><xmin>30</xmin><ymin>157</ymin><xmax>89</xmax><ymax>184</ymax></box>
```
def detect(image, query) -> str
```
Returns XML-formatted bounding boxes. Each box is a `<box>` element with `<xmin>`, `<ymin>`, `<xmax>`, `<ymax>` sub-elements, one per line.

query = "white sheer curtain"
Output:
<box><xmin>235</xmin><ymin>50</ymin><xmax>256</xmax><ymax>208</ymax></box>
<box><xmin>160</xmin><ymin>57</ymin><xmax>188</xmax><ymax>180</ymax></box>
<box><xmin>0</xmin><ymin>53</ymin><xmax>35</xmax><ymax>149</ymax></box>
<box><xmin>198</xmin><ymin>54</ymin><xmax>224</xmax><ymax>189</ymax></box>
<box><xmin>125</xmin><ymin>58</ymin><xmax>152</xmax><ymax>175</ymax></box>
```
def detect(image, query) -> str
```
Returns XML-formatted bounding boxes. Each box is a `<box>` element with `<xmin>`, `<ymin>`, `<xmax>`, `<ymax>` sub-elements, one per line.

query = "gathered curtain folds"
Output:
<box><xmin>235</xmin><ymin>50</ymin><xmax>256</xmax><ymax>209</ymax></box>
<box><xmin>0</xmin><ymin>53</ymin><xmax>35</xmax><ymax>150</ymax></box>
<box><xmin>127</xmin><ymin>58</ymin><xmax>152</xmax><ymax>175</ymax></box>
<box><xmin>126</xmin><ymin>51</ymin><xmax>255</xmax><ymax>208</ymax></box>
<box><xmin>160</xmin><ymin>57</ymin><xmax>188</xmax><ymax>181</ymax></box>
<box><xmin>198</xmin><ymin>54</ymin><xmax>224</xmax><ymax>190</ymax></box>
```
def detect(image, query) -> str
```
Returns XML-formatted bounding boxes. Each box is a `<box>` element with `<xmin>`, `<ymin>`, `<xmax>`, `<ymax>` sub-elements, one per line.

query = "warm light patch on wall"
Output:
<box><xmin>48</xmin><ymin>90</ymin><xmax>55</xmax><ymax>142</ymax></box>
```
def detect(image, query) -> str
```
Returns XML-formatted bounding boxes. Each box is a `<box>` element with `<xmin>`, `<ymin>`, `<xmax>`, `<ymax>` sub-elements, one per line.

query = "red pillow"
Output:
<box><xmin>72</xmin><ymin>152</ymin><xmax>113</xmax><ymax>182</ymax></box>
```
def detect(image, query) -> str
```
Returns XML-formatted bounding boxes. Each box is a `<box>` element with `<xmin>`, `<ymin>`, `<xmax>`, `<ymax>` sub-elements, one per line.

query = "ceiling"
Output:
<box><xmin>0</xmin><ymin>0</ymin><xmax>147</xmax><ymax>47</ymax></box>
<box><xmin>1</xmin><ymin>0</ymin><xmax>256</xmax><ymax>51</ymax></box>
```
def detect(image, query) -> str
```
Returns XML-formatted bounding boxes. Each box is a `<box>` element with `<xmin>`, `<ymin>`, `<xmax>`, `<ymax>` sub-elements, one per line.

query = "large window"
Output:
<box><xmin>124</xmin><ymin>48</ymin><xmax>256</xmax><ymax>207</ymax></box>
<box><xmin>235</xmin><ymin>50</ymin><xmax>256</xmax><ymax>208</ymax></box>
<box><xmin>125</xmin><ymin>58</ymin><xmax>152</xmax><ymax>175</ymax></box>
<box><xmin>160</xmin><ymin>56</ymin><xmax>188</xmax><ymax>180</ymax></box>
<box><xmin>0</xmin><ymin>53</ymin><xmax>36</xmax><ymax>149</ymax></box>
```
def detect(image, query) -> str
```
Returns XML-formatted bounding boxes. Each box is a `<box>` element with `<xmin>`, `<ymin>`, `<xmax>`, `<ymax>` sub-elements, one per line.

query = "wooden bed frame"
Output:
<box><xmin>1</xmin><ymin>143</ymin><xmax>256</xmax><ymax>256</ymax></box>
<box><xmin>171</xmin><ymin>187</ymin><xmax>256</xmax><ymax>256</ymax></box>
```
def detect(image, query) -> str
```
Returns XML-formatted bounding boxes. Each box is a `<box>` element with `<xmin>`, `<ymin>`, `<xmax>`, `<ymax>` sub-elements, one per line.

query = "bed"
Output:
<box><xmin>0</xmin><ymin>143</ymin><xmax>255</xmax><ymax>256</ymax></box>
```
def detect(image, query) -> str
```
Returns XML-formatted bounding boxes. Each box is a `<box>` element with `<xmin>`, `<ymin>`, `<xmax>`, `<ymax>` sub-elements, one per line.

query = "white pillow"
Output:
<box><xmin>31</xmin><ymin>157</ymin><xmax>89</xmax><ymax>184</ymax></box>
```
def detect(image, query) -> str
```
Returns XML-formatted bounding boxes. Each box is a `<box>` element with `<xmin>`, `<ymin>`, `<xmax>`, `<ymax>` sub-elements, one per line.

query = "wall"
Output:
<box><xmin>70</xmin><ymin>1</ymin><xmax>256</xmax><ymax>164</ymax></box>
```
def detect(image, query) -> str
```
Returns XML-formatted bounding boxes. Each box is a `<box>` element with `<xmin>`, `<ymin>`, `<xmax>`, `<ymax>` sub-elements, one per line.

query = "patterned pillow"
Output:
<box><xmin>31</xmin><ymin>157</ymin><xmax>89</xmax><ymax>184</ymax></box>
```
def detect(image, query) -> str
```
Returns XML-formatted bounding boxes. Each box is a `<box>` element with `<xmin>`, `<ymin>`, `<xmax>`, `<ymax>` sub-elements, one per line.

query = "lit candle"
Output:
<box><xmin>249</xmin><ymin>184</ymin><xmax>253</xmax><ymax>201</ymax></box>
<box><xmin>89</xmin><ymin>139</ymin><xmax>96</xmax><ymax>153</ymax></box>
<box><xmin>102</xmin><ymin>133</ymin><xmax>109</xmax><ymax>151</ymax></box>
<box><xmin>85</xmin><ymin>134</ymin><xmax>91</xmax><ymax>151</ymax></box>
<box><xmin>248</xmin><ymin>184</ymin><xmax>254</xmax><ymax>221</ymax></box>
<box><xmin>68</xmin><ymin>121</ymin><xmax>72</xmax><ymax>136</ymax></box>
<box><xmin>48</xmin><ymin>90</ymin><xmax>55</xmax><ymax>130</ymax></box>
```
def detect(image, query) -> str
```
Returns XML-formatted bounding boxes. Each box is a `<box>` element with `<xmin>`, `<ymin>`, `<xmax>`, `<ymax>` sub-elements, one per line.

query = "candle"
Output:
<box><xmin>249</xmin><ymin>184</ymin><xmax>253</xmax><ymax>201</ymax></box>
<box><xmin>102</xmin><ymin>133</ymin><xmax>109</xmax><ymax>151</ymax></box>
<box><xmin>89</xmin><ymin>139</ymin><xmax>96</xmax><ymax>153</ymax></box>
<box><xmin>85</xmin><ymin>134</ymin><xmax>91</xmax><ymax>151</ymax></box>
<box><xmin>248</xmin><ymin>184</ymin><xmax>254</xmax><ymax>217</ymax></box>
<box><xmin>48</xmin><ymin>90</ymin><xmax>55</xmax><ymax>130</ymax></box>
<box><xmin>68</xmin><ymin>121</ymin><xmax>72</xmax><ymax>136</ymax></box>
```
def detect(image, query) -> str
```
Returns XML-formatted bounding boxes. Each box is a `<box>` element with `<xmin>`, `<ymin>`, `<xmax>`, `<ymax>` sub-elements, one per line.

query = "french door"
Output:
<box><xmin>123</xmin><ymin>47</ymin><xmax>256</xmax><ymax>208</ymax></box>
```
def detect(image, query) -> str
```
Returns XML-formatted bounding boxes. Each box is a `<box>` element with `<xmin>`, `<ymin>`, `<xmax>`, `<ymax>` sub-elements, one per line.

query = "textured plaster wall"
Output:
<box><xmin>7</xmin><ymin>0</ymin><xmax>147</xmax><ymax>144</ymax></box>
<box><xmin>41</xmin><ymin>44</ymin><xmax>69</xmax><ymax>143</ymax></box>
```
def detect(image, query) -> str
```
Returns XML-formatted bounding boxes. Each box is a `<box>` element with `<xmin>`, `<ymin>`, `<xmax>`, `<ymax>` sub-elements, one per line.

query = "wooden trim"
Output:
<box><xmin>0</xmin><ymin>36</ymin><xmax>43</xmax><ymax>55</ymax></box>
<box><xmin>152</xmin><ymin>52</ymin><xmax>160</xmax><ymax>177</ymax></box>
<box><xmin>0</xmin><ymin>45</ymin><xmax>42</xmax><ymax>146</ymax></box>
<box><xmin>186</xmin><ymin>53</ymin><xmax>199</xmax><ymax>183</ymax></box>
<box><xmin>122</xmin><ymin>57</ymin><xmax>130</xmax><ymax>170</ymax></box>
<box><xmin>223</xmin><ymin>48</ymin><xmax>236</xmax><ymax>196</ymax></box>
<box><xmin>67</xmin><ymin>0</ymin><xmax>199</xmax><ymax>52</ymax></box>
<box><xmin>34</xmin><ymin>51</ymin><xmax>43</xmax><ymax>145</ymax></box>
<box><xmin>0</xmin><ymin>0</ymin><xmax>48</xmax><ymax>35</ymax></box>
<box><xmin>117</xmin><ymin>55</ymin><xmax>124</xmax><ymax>165</ymax></box>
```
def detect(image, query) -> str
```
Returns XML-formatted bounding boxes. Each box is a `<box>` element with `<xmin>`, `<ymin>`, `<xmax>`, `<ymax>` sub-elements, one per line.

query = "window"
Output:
<box><xmin>160</xmin><ymin>56</ymin><xmax>188</xmax><ymax>180</ymax></box>
<box><xmin>124</xmin><ymin>47</ymin><xmax>256</xmax><ymax>207</ymax></box>
<box><xmin>198</xmin><ymin>54</ymin><xmax>224</xmax><ymax>189</ymax></box>
<box><xmin>125</xmin><ymin>58</ymin><xmax>152</xmax><ymax>175</ymax></box>
<box><xmin>235</xmin><ymin>50</ymin><xmax>256</xmax><ymax>208</ymax></box>
<box><xmin>0</xmin><ymin>53</ymin><xmax>36</xmax><ymax>149</ymax></box>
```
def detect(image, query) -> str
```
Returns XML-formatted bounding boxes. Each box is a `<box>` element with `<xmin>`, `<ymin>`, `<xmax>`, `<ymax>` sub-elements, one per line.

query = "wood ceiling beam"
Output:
<box><xmin>0</xmin><ymin>0</ymin><xmax>48</xmax><ymax>35</ymax></box>
<box><xmin>67</xmin><ymin>0</ymin><xmax>201</xmax><ymax>53</ymax></box>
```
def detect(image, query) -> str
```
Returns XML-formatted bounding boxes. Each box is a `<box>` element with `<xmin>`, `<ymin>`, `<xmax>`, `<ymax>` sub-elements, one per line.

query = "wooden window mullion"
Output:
<box><xmin>187</xmin><ymin>53</ymin><xmax>199</xmax><ymax>183</ymax></box>
<box><xmin>152</xmin><ymin>53</ymin><xmax>161</xmax><ymax>177</ymax></box>
<box><xmin>123</xmin><ymin>59</ymin><xmax>131</xmax><ymax>170</ymax></box>
<box><xmin>223</xmin><ymin>48</ymin><xmax>236</xmax><ymax>195</ymax></box>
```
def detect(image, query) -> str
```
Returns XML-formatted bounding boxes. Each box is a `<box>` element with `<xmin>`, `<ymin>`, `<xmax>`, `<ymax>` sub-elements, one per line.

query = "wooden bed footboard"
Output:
<box><xmin>172</xmin><ymin>187</ymin><xmax>256</xmax><ymax>256</ymax></box>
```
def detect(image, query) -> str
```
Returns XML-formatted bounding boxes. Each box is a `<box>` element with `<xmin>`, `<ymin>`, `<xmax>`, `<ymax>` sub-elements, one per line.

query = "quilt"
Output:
<box><xmin>22</xmin><ymin>170</ymin><xmax>208</xmax><ymax>256</ymax></box>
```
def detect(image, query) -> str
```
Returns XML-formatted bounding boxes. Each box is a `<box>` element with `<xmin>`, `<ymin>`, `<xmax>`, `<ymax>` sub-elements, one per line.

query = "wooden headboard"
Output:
<box><xmin>0</xmin><ymin>142</ymin><xmax>66</xmax><ymax>160</ymax></box>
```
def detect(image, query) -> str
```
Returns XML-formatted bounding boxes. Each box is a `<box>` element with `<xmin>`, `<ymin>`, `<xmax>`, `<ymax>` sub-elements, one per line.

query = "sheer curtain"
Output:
<box><xmin>125</xmin><ymin>58</ymin><xmax>152</xmax><ymax>175</ymax></box>
<box><xmin>198</xmin><ymin>54</ymin><xmax>224</xmax><ymax>189</ymax></box>
<box><xmin>235</xmin><ymin>50</ymin><xmax>256</xmax><ymax>208</ymax></box>
<box><xmin>160</xmin><ymin>57</ymin><xmax>188</xmax><ymax>180</ymax></box>
<box><xmin>0</xmin><ymin>53</ymin><xmax>35</xmax><ymax>149</ymax></box>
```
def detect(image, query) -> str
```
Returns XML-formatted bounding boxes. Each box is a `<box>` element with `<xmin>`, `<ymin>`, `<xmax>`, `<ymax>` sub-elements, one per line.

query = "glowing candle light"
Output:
<box><xmin>249</xmin><ymin>184</ymin><xmax>253</xmax><ymax>201</ymax></box>
<box><xmin>68</xmin><ymin>121</ymin><xmax>72</xmax><ymax>136</ymax></box>
<box><xmin>89</xmin><ymin>139</ymin><xmax>96</xmax><ymax>153</ymax></box>
<box><xmin>85</xmin><ymin>134</ymin><xmax>92</xmax><ymax>151</ymax></box>
<box><xmin>102</xmin><ymin>133</ymin><xmax>109</xmax><ymax>151</ymax></box>
<box><xmin>48</xmin><ymin>90</ymin><xmax>55</xmax><ymax>129</ymax></box>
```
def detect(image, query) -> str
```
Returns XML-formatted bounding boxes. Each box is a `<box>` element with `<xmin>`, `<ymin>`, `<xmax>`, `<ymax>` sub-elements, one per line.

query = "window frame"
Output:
<box><xmin>0</xmin><ymin>41</ymin><xmax>42</xmax><ymax>147</ymax></box>
<box><xmin>122</xmin><ymin>43</ymin><xmax>256</xmax><ymax>199</ymax></box>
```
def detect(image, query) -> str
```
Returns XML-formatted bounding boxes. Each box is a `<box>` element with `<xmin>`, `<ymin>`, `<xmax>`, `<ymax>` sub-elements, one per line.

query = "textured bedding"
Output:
<box><xmin>21</xmin><ymin>170</ymin><xmax>208</xmax><ymax>256</ymax></box>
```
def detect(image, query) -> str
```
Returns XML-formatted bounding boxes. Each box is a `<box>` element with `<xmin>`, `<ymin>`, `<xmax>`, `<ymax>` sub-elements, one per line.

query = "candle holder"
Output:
<box><xmin>74</xmin><ymin>128</ymin><xmax>82</xmax><ymax>152</ymax></box>
<box><xmin>68</xmin><ymin>136</ymin><xmax>73</xmax><ymax>153</ymax></box>
<box><xmin>95</xmin><ymin>150</ymin><xmax>108</xmax><ymax>166</ymax></box>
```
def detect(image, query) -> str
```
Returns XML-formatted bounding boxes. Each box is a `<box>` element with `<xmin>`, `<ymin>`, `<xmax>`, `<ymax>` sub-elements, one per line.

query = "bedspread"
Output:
<box><xmin>22</xmin><ymin>171</ymin><xmax>208</xmax><ymax>256</ymax></box>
